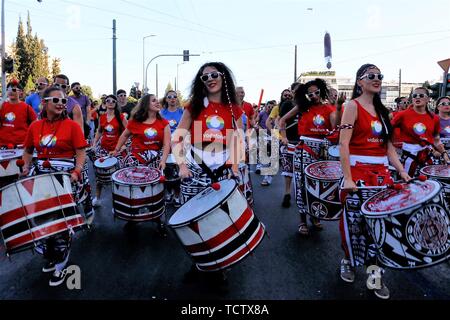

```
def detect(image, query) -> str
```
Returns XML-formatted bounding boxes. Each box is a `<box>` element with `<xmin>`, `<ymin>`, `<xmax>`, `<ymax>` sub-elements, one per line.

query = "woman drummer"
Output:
<box><xmin>91</xmin><ymin>94</ymin><xmax>127</xmax><ymax>207</ymax></box>
<box><xmin>392</xmin><ymin>87</ymin><xmax>449</xmax><ymax>176</ymax></box>
<box><xmin>160</xmin><ymin>90</ymin><xmax>184</xmax><ymax>207</ymax></box>
<box><xmin>171</xmin><ymin>61</ymin><xmax>244</xmax><ymax>284</ymax></box>
<box><xmin>435</xmin><ymin>96</ymin><xmax>450</xmax><ymax>149</ymax></box>
<box><xmin>113</xmin><ymin>94</ymin><xmax>170</xmax><ymax>234</ymax></box>
<box><xmin>279</xmin><ymin>78</ymin><xmax>340</xmax><ymax>235</ymax></box>
<box><xmin>21</xmin><ymin>86</ymin><xmax>89</xmax><ymax>287</ymax></box>
<box><xmin>338</xmin><ymin>63</ymin><xmax>411</xmax><ymax>299</ymax></box>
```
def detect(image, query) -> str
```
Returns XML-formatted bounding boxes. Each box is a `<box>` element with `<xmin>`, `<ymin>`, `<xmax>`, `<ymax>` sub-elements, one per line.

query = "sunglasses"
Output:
<box><xmin>118</xmin><ymin>94</ymin><xmax>126</xmax><ymax>97</ymax></box>
<box><xmin>105</xmin><ymin>99</ymin><xmax>116</xmax><ymax>104</ymax></box>
<box><xmin>398</xmin><ymin>101</ymin><xmax>408</xmax><ymax>105</ymax></box>
<box><xmin>72</xmin><ymin>87</ymin><xmax>81</xmax><ymax>90</ymax></box>
<box><xmin>360</xmin><ymin>73</ymin><xmax>384</xmax><ymax>81</ymax></box>
<box><xmin>200</xmin><ymin>71</ymin><xmax>222</xmax><ymax>82</ymax></box>
<box><xmin>36</xmin><ymin>82</ymin><xmax>48</xmax><ymax>87</ymax></box>
<box><xmin>306</xmin><ymin>89</ymin><xmax>321</xmax><ymax>98</ymax></box>
<box><xmin>167</xmin><ymin>95</ymin><xmax>177</xmax><ymax>99</ymax></box>
<box><xmin>412</xmin><ymin>93</ymin><xmax>428</xmax><ymax>99</ymax></box>
<box><xmin>54</xmin><ymin>83</ymin><xmax>69</xmax><ymax>90</ymax></box>
<box><xmin>438</xmin><ymin>102</ymin><xmax>450</xmax><ymax>106</ymax></box>
<box><xmin>44</xmin><ymin>97</ymin><xmax>68</xmax><ymax>105</ymax></box>
<box><xmin>7</xmin><ymin>87</ymin><xmax>19</xmax><ymax>92</ymax></box>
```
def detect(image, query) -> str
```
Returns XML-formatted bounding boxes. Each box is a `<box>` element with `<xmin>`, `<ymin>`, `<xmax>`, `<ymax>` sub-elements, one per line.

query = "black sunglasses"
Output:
<box><xmin>44</xmin><ymin>97</ymin><xmax>68</xmax><ymax>105</ymax></box>
<box><xmin>200</xmin><ymin>71</ymin><xmax>222</xmax><ymax>82</ymax></box>
<box><xmin>54</xmin><ymin>83</ymin><xmax>69</xmax><ymax>90</ymax></box>
<box><xmin>167</xmin><ymin>95</ymin><xmax>177</xmax><ymax>99</ymax></box>
<box><xmin>105</xmin><ymin>98</ymin><xmax>116</xmax><ymax>104</ymax></box>
<box><xmin>438</xmin><ymin>102</ymin><xmax>450</xmax><ymax>106</ymax></box>
<box><xmin>360</xmin><ymin>73</ymin><xmax>384</xmax><ymax>81</ymax></box>
<box><xmin>7</xmin><ymin>87</ymin><xmax>19</xmax><ymax>92</ymax></box>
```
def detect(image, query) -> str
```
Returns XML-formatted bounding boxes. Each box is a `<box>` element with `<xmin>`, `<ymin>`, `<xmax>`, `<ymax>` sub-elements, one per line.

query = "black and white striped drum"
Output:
<box><xmin>420</xmin><ymin>165</ymin><xmax>450</xmax><ymax>208</ymax></box>
<box><xmin>94</xmin><ymin>157</ymin><xmax>118</xmax><ymax>185</ymax></box>
<box><xmin>304</xmin><ymin>161</ymin><xmax>343</xmax><ymax>220</ymax></box>
<box><xmin>361</xmin><ymin>180</ymin><xmax>450</xmax><ymax>269</ymax></box>
<box><xmin>111</xmin><ymin>166</ymin><xmax>165</xmax><ymax>222</ymax></box>
<box><xmin>169</xmin><ymin>179</ymin><xmax>265</xmax><ymax>272</ymax></box>
<box><xmin>0</xmin><ymin>149</ymin><xmax>22</xmax><ymax>186</ymax></box>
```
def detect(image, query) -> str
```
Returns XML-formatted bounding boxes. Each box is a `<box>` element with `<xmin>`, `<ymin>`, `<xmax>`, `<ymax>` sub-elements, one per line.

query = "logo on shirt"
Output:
<box><xmin>40</xmin><ymin>134</ymin><xmax>57</xmax><ymax>148</ymax></box>
<box><xmin>4</xmin><ymin>112</ymin><xmax>15</xmax><ymax>123</ymax></box>
<box><xmin>413</xmin><ymin>122</ymin><xmax>427</xmax><ymax>135</ymax></box>
<box><xmin>169</xmin><ymin>119</ymin><xmax>177</xmax><ymax>128</ymax></box>
<box><xmin>371</xmin><ymin>120</ymin><xmax>383</xmax><ymax>136</ymax></box>
<box><xmin>206</xmin><ymin>115</ymin><xmax>225</xmax><ymax>130</ymax></box>
<box><xmin>144</xmin><ymin>128</ymin><xmax>158</xmax><ymax>139</ymax></box>
<box><xmin>313</xmin><ymin>115</ymin><xmax>325</xmax><ymax>127</ymax></box>
<box><xmin>105</xmin><ymin>124</ymin><xmax>114</xmax><ymax>133</ymax></box>
<box><xmin>444</xmin><ymin>126</ymin><xmax>450</xmax><ymax>134</ymax></box>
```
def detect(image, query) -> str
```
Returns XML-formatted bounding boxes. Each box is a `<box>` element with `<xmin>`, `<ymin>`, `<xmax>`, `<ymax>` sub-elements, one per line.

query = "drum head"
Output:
<box><xmin>299</xmin><ymin>136</ymin><xmax>325</xmax><ymax>144</ymax></box>
<box><xmin>169</xmin><ymin>179</ymin><xmax>237</xmax><ymax>226</ymax></box>
<box><xmin>361</xmin><ymin>180</ymin><xmax>442</xmax><ymax>218</ymax></box>
<box><xmin>112</xmin><ymin>166</ymin><xmax>160</xmax><ymax>185</ymax></box>
<box><xmin>166</xmin><ymin>154</ymin><xmax>177</xmax><ymax>165</ymax></box>
<box><xmin>328</xmin><ymin>145</ymin><xmax>340</xmax><ymax>158</ymax></box>
<box><xmin>420</xmin><ymin>165</ymin><xmax>450</xmax><ymax>179</ymax></box>
<box><xmin>94</xmin><ymin>157</ymin><xmax>118</xmax><ymax>168</ymax></box>
<box><xmin>305</xmin><ymin>161</ymin><xmax>343</xmax><ymax>180</ymax></box>
<box><xmin>0</xmin><ymin>149</ymin><xmax>23</xmax><ymax>161</ymax></box>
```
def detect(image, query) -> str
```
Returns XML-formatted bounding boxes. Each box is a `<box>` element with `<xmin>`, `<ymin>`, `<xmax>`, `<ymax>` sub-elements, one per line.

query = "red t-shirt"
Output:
<box><xmin>24</xmin><ymin>118</ymin><xmax>88</xmax><ymax>159</ymax></box>
<box><xmin>0</xmin><ymin>101</ymin><xmax>37</xmax><ymax>146</ymax></box>
<box><xmin>127</xmin><ymin>118</ymin><xmax>169</xmax><ymax>152</ymax></box>
<box><xmin>100</xmin><ymin>113</ymin><xmax>125</xmax><ymax>151</ymax></box>
<box><xmin>349</xmin><ymin>100</ymin><xmax>387</xmax><ymax>157</ymax></box>
<box><xmin>242</xmin><ymin>101</ymin><xmax>254</xmax><ymax>129</ymax></box>
<box><xmin>185</xmin><ymin>101</ymin><xmax>243</xmax><ymax>145</ymax></box>
<box><xmin>297</xmin><ymin>104</ymin><xmax>334</xmax><ymax>138</ymax></box>
<box><xmin>391</xmin><ymin>108</ymin><xmax>440</xmax><ymax>145</ymax></box>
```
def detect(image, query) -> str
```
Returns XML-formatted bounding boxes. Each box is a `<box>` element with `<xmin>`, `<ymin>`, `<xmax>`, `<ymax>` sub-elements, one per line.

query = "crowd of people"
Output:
<box><xmin>1</xmin><ymin>62</ymin><xmax>449</xmax><ymax>299</ymax></box>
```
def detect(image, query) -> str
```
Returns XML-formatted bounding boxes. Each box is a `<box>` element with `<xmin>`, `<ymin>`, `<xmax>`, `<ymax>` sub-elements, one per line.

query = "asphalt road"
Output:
<box><xmin>1</xmin><ymin>163</ymin><xmax>450</xmax><ymax>300</ymax></box>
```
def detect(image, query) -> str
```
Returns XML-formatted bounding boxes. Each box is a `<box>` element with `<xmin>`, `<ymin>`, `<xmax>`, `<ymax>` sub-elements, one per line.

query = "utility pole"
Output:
<box><xmin>398</xmin><ymin>68</ymin><xmax>402</xmax><ymax>96</ymax></box>
<box><xmin>1</xmin><ymin>0</ymin><xmax>6</xmax><ymax>100</ymax></box>
<box><xmin>294</xmin><ymin>45</ymin><xmax>297</xmax><ymax>83</ymax></box>
<box><xmin>112</xmin><ymin>19</ymin><xmax>117</xmax><ymax>94</ymax></box>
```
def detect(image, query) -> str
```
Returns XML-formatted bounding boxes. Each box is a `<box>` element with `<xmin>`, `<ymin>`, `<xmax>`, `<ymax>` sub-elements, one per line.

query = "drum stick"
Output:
<box><xmin>257</xmin><ymin>89</ymin><xmax>264</xmax><ymax>110</ymax></box>
<box><xmin>187</xmin><ymin>178</ymin><xmax>221</xmax><ymax>190</ymax></box>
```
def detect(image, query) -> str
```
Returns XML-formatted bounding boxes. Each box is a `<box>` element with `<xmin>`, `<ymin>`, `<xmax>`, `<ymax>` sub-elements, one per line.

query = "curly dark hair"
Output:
<box><xmin>189</xmin><ymin>62</ymin><xmax>237</xmax><ymax>120</ymax></box>
<box><xmin>351</xmin><ymin>63</ymin><xmax>392</xmax><ymax>142</ymax></box>
<box><xmin>294</xmin><ymin>78</ymin><xmax>330</xmax><ymax>114</ymax></box>
<box><xmin>131</xmin><ymin>94</ymin><xmax>162</xmax><ymax>122</ymax></box>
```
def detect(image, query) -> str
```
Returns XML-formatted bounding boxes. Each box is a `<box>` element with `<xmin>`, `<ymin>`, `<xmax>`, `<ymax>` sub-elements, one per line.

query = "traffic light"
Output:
<box><xmin>183</xmin><ymin>50</ymin><xmax>189</xmax><ymax>62</ymax></box>
<box><xmin>429</xmin><ymin>82</ymin><xmax>442</xmax><ymax>100</ymax></box>
<box><xmin>2</xmin><ymin>57</ymin><xmax>14</xmax><ymax>74</ymax></box>
<box><xmin>445</xmin><ymin>73</ymin><xmax>450</xmax><ymax>96</ymax></box>
<box><xmin>130</xmin><ymin>86</ymin><xmax>137</xmax><ymax>99</ymax></box>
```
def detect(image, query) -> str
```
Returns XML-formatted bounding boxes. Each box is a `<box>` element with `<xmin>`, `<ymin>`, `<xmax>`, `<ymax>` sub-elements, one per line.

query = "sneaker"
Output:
<box><xmin>261</xmin><ymin>177</ymin><xmax>269</xmax><ymax>186</ymax></box>
<box><xmin>85</xmin><ymin>210</ymin><xmax>95</xmax><ymax>225</ymax></box>
<box><xmin>340</xmin><ymin>259</ymin><xmax>355</xmax><ymax>283</ymax></box>
<box><xmin>266</xmin><ymin>176</ymin><xmax>273</xmax><ymax>185</ymax></box>
<box><xmin>255</xmin><ymin>164</ymin><xmax>261</xmax><ymax>175</ymax></box>
<box><xmin>173</xmin><ymin>197</ymin><xmax>181</xmax><ymax>208</ymax></box>
<box><xmin>49</xmin><ymin>268</ymin><xmax>69</xmax><ymax>287</ymax></box>
<box><xmin>282</xmin><ymin>194</ymin><xmax>291</xmax><ymax>208</ymax></box>
<box><xmin>42</xmin><ymin>261</ymin><xmax>56</xmax><ymax>273</ymax></box>
<box><xmin>367</xmin><ymin>268</ymin><xmax>390</xmax><ymax>299</ymax></box>
<box><xmin>374</xmin><ymin>281</ymin><xmax>390</xmax><ymax>300</ymax></box>
<box><xmin>92</xmin><ymin>197</ymin><xmax>101</xmax><ymax>208</ymax></box>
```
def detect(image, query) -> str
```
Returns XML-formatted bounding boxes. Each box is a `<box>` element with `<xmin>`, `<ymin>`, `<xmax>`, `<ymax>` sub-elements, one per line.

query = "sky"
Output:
<box><xmin>4</xmin><ymin>0</ymin><xmax>450</xmax><ymax>103</ymax></box>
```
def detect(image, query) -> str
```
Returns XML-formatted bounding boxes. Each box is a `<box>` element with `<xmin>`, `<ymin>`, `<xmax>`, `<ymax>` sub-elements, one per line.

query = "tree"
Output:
<box><xmin>422</xmin><ymin>81</ymin><xmax>431</xmax><ymax>89</ymax></box>
<box><xmin>51</xmin><ymin>58</ymin><xmax>61</xmax><ymax>79</ymax></box>
<box><xmin>165</xmin><ymin>82</ymin><xmax>174</xmax><ymax>94</ymax></box>
<box><xmin>81</xmin><ymin>85</ymin><xmax>93</xmax><ymax>101</ymax></box>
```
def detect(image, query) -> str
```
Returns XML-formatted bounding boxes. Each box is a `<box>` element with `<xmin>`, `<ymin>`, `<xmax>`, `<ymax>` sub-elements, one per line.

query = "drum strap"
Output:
<box><xmin>190</xmin><ymin>149</ymin><xmax>229</xmax><ymax>182</ymax></box>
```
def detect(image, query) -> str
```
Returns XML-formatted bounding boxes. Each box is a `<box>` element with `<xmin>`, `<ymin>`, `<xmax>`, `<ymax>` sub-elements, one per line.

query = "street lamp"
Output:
<box><xmin>142</xmin><ymin>34</ymin><xmax>156</xmax><ymax>93</ymax></box>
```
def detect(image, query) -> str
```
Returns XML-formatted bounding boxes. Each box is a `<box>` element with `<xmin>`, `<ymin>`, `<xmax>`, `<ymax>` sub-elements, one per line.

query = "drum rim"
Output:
<box><xmin>361</xmin><ymin>180</ymin><xmax>442</xmax><ymax>218</ymax></box>
<box><xmin>420</xmin><ymin>165</ymin><xmax>450</xmax><ymax>178</ymax></box>
<box><xmin>0</xmin><ymin>149</ymin><xmax>23</xmax><ymax>160</ymax></box>
<box><xmin>168</xmin><ymin>180</ymin><xmax>238</xmax><ymax>227</ymax></box>
<box><xmin>0</xmin><ymin>171</ymin><xmax>71</xmax><ymax>192</ymax></box>
<box><xmin>304</xmin><ymin>160</ymin><xmax>343</xmax><ymax>180</ymax></box>
<box><xmin>299</xmin><ymin>135</ymin><xmax>326</xmax><ymax>143</ymax></box>
<box><xmin>111</xmin><ymin>166</ymin><xmax>161</xmax><ymax>186</ymax></box>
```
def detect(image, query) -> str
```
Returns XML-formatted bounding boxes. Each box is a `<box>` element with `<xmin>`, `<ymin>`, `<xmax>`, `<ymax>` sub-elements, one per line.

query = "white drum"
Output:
<box><xmin>327</xmin><ymin>145</ymin><xmax>340</xmax><ymax>160</ymax></box>
<box><xmin>168</xmin><ymin>179</ymin><xmax>265</xmax><ymax>272</ymax></box>
<box><xmin>111</xmin><ymin>166</ymin><xmax>165</xmax><ymax>221</ymax></box>
<box><xmin>238</xmin><ymin>163</ymin><xmax>253</xmax><ymax>207</ymax></box>
<box><xmin>0</xmin><ymin>149</ymin><xmax>23</xmax><ymax>180</ymax></box>
<box><xmin>94</xmin><ymin>157</ymin><xmax>119</xmax><ymax>185</ymax></box>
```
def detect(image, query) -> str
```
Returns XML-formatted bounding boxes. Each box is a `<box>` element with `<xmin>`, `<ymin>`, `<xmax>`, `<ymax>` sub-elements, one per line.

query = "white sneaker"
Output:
<box><xmin>92</xmin><ymin>197</ymin><xmax>101</xmax><ymax>208</ymax></box>
<box><xmin>266</xmin><ymin>176</ymin><xmax>273</xmax><ymax>185</ymax></box>
<box><xmin>340</xmin><ymin>259</ymin><xmax>355</xmax><ymax>283</ymax></box>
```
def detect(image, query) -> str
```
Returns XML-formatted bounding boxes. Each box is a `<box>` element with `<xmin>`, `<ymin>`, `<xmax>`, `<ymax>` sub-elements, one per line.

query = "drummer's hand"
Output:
<box><xmin>432</xmin><ymin>150</ymin><xmax>441</xmax><ymax>158</ymax></box>
<box><xmin>342</xmin><ymin>179</ymin><xmax>358</xmax><ymax>192</ymax></box>
<box><xmin>158</xmin><ymin>161</ymin><xmax>166</xmax><ymax>171</ymax></box>
<box><xmin>399</xmin><ymin>170</ymin><xmax>412</xmax><ymax>182</ymax></box>
<box><xmin>281</xmin><ymin>137</ymin><xmax>288</xmax><ymax>145</ymax></box>
<box><xmin>70</xmin><ymin>172</ymin><xmax>79</xmax><ymax>183</ymax></box>
<box><xmin>20</xmin><ymin>167</ymin><xmax>30</xmax><ymax>177</ymax></box>
<box><xmin>179</xmin><ymin>163</ymin><xmax>192</xmax><ymax>179</ymax></box>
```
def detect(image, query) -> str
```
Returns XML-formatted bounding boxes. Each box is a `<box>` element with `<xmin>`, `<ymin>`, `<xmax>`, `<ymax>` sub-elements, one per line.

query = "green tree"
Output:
<box><xmin>51</xmin><ymin>58</ymin><xmax>61</xmax><ymax>79</ymax></box>
<box><xmin>81</xmin><ymin>85</ymin><xmax>93</xmax><ymax>101</ymax></box>
<box><xmin>24</xmin><ymin>74</ymin><xmax>35</xmax><ymax>95</ymax></box>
